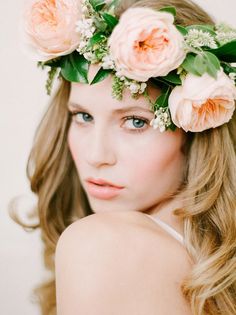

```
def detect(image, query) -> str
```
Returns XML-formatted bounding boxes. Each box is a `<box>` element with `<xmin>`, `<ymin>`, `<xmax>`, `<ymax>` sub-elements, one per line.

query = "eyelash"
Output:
<box><xmin>69</xmin><ymin>111</ymin><xmax>149</xmax><ymax>133</ymax></box>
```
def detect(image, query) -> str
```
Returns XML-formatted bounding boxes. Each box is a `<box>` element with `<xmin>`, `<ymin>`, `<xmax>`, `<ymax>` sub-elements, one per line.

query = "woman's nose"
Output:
<box><xmin>86</xmin><ymin>127</ymin><xmax>117</xmax><ymax>168</ymax></box>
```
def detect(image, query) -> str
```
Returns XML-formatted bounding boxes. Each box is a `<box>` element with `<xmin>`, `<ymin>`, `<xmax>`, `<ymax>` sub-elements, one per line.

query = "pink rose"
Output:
<box><xmin>168</xmin><ymin>69</ymin><xmax>236</xmax><ymax>132</ymax></box>
<box><xmin>108</xmin><ymin>7</ymin><xmax>186</xmax><ymax>82</ymax></box>
<box><xmin>23</xmin><ymin>0</ymin><xmax>81</xmax><ymax>61</ymax></box>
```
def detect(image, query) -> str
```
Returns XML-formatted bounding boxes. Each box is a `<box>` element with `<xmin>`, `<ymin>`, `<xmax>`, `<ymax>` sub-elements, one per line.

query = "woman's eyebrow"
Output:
<box><xmin>68</xmin><ymin>102</ymin><xmax>153</xmax><ymax>114</ymax></box>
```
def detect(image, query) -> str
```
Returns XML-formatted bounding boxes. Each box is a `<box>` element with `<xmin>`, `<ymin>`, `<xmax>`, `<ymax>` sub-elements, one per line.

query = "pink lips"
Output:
<box><xmin>85</xmin><ymin>178</ymin><xmax>124</xmax><ymax>200</ymax></box>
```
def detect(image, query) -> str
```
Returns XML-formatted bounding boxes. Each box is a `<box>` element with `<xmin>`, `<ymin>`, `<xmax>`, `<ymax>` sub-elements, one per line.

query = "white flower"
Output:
<box><xmin>185</xmin><ymin>29</ymin><xmax>217</xmax><ymax>49</ymax></box>
<box><xmin>216</xmin><ymin>31</ymin><xmax>236</xmax><ymax>45</ymax></box>
<box><xmin>229</xmin><ymin>72</ymin><xmax>236</xmax><ymax>81</ymax></box>
<box><xmin>215</xmin><ymin>23</ymin><xmax>236</xmax><ymax>45</ymax></box>
<box><xmin>82</xmin><ymin>5</ymin><xmax>89</xmax><ymax>14</ymax></box>
<box><xmin>124</xmin><ymin>81</ymin><xmax>147</xmax><ymax>94</ymax></box>
<box><xmin>77</xmin><ymin>40</ymin><xmax>87</xmax><ymax>51</ymax></box>
<box><xmin>83</xmin><ymin>51</ymin><xmax>97</xmax><ymax>62</ymax></box>
<box><xmin>150</xmin><ymin>107</ymin><xmax>172</xmax><ymax>132</ymax></box>
<box><xmin>101</xmin><ymin>55</ymin><xmax>115</xmax><ymax>69</ymax></box>
<box><xmin>115</xmin><ymin>70</ymin><xmax>126</xmax><ymax>80</ymax></box>
<box><xmin>140</xmin><ymin>82</ymin><xmax>147</xmax><ymax>93</ymax></box>
<box><xmin>129</xmin><ymin>82</ymin><xmax>140</xmax><ymax>94</ymax></box>
<box><xmin>76</xmin><ymin>18</ymin><xmax>95</xmax><ymax>39</ymax></box>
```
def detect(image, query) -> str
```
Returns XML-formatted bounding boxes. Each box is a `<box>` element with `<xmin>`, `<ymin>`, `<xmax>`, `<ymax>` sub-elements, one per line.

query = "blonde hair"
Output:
<box><xmin>10</xmin><ymin>0</ymin><xmax>236</xmax><ymax>314</ymax></box>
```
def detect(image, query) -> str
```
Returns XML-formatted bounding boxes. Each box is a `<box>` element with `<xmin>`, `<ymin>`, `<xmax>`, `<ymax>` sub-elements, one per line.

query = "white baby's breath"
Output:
<box><xmin>216</xmin><ymin>31</ymin><xmax>236</xmax><ymax>45</ymax></box>
<box><xmin>150</xmin><ymin>107</ymin><xmax>172</xmax><ymax>132</ymax></box>
<box><xmin>140</xmin><ymin>82</ymin><xmax>147</xmax><ymax>94</ymax></box>
<box><xmin>129</xmin><ymin>82</ymin><xmax>140</xmax><ymax>94</ymax></box>
<box><xmin>81</xmin><ymin>5</ymin><xmax>89</xmax><ymax>14</ymax></box>
<box><xmin>76</xmin><ymin>18</ymin><xmax>96</xmax><ymax>39</ymax></box>
<box><xmin>115</xmin><ymin>70</ymin><xmax>126</xmax><ymax>81</ymax></box>
<box><xmin>215</xmin><ymin>23</ymin><xmax>236</xmax><ymax>45</ymax></box>
<box><xmin>185</xmin><ymin>29</ymin><xmax>217</xmax><ymax>49</ymax></box>
<box><xmin>229</xmin><ymin>72</ymin><xmax>236</xmax><ymax>81</ymax></box>
<box><xmin>78</xmin><ymin>40</ymin><xmax>87</xmax><ymax>51</ymax></box>
<box><xmin>83</xmin><ymin>51</ymin><xmax>97</xmax><ymax>62</ymax></box>
<box><xmin>124</xmin><ymin>81</ymin><xmax>147</xmax><ymax>95</ymax></box>
<box><xmin>101</xmin><ymin>55</ymin><xmax>115</xmax><ymax>69</ymax></box>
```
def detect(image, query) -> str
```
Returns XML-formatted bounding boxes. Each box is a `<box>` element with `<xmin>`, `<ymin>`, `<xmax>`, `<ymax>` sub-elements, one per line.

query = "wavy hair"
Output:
<box><xmin>10</xmin><ymin>0</ymin><xmax>236</xmax><ymax>314</ymax></box>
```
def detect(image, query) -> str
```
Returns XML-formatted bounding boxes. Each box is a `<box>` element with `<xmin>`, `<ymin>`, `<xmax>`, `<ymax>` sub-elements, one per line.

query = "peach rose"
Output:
<box><xmin>108</xmin><ymin>7</ymin><xmax>186</xmax><ymax>82</ymax></box>
<box><xmin>23</xmin><ymin>0</ymin><xmax>81</xmax><ymax>61</ymax></box>
<box><xmin>168</xmin><ymin>69</ymin><xmax>236</xmax><ymax>132</ymax></box>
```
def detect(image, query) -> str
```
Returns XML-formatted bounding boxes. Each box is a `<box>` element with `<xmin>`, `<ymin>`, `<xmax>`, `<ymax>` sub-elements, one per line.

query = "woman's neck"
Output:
<box><xmin>143</xmin><ymin>194</ymin><xmax>185</xmax><ymax>235</ymax></box>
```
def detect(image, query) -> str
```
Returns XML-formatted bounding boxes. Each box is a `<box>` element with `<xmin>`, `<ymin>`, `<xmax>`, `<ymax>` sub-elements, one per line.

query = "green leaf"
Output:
<box><xmin>204</xmin><ymin>52</ymin><xmax>221</xmax><ymax>70</ymax></box>
<box><xmin>182</xmin><ymin>54</ymin><xmax>201</xmax><ymax>76</ymax></box>
<box><xmin>159</xmin><ymin>6</ymin><xmax>176</xmax><ymax>17</ymax></box>
<box><xmin>207</xmin><ymin>40</ymin><xmax>236</xmax><ymax>62</ymax></box>
<box><xmin>202</xmin><ymin>52</ymin><xmax>221</xmax><ymax>79</ymax></box>
<box><xmin>176</xmin><ymin>25</ymin><xmax>188</xmax><ymax>36</ymax></box>
<box><xmin>41</xmin><ymin>57</ymin><xmax>62</xmax><ymax>68</ymax></box>
<box><xmin>194</xmin><ymin>54</ymin><xmax>207</xmax><ymax>75</ymax></box>
<box><xmin>90</xmin><ymin>68</ymin><xmax>112</xmax><ymax>84</ymax></box>
<box><xmin>60</xmin><ymin>52</ymin><xmax>89</xmax><ymax>83</ymax></box>
<box><xmin>87</xmin><ymin>32</ymin><xmax>106</xmax><ymax>48</ymax></box>
<box><xmin>101</xmin><ymin>12</ymin><xmax>118</xmax><ymax>30</ymax></box>
<box><xmin>93</xmin><ymin>19</ymin><xmax>107</xmax><ymax>32</ymax></box>
<box><xmin>105</xmin><ymin>0</ymin><xmax>119</xmax><ymax>12</ymax></box>
<box><xmin>151</xmin><ymin>77</ymin><xmax>171</xmax><ymax>91</ymax></box>
<box><xmin>167</xmin><ymin>122</ymin><xmax>177</xmax><ymax>131</ymax></box>
<box><xmin>221</xmin><ymin>61</ymin><xmax>236</xmax><ymax>75</ymax></box>
<box><xmin>206</xmin><ymin>63</ymin><xmax>217</xmax><ymax>78</ymax></box>
<box><xmin>186</xmin><ymin>24</ymin><xmax>216</xmax><ymax>36</ymax></box>
<box><xmin>89</xmin><ymin>0</ymin><xmax>106</xmax><ymax>11</ymax></box>
<box><xmin>154</xmin><ymin>87</ymin><xmax>171</xmax><ymax>108</ymax></box>
<box><xmin>162</xmin><ymin>71</ymin><xmax>182</xmax><ymax>85</ymax></box>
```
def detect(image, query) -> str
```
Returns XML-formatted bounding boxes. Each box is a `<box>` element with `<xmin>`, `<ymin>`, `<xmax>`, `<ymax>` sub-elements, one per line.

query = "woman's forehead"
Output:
<box><xmin>69</xmin><ymin>64</ymin><xmax>161</xmax><ymax>113</ymax></box>
<box><xmin>69</xmin><ymin>81</ymin><xmax>160</xmax><ymax>114</ymax></box>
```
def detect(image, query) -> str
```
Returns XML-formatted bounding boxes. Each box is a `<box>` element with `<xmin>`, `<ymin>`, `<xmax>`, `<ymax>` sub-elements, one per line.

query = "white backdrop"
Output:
<box><xmin>1</xmin><ymin>1</ymin><xmax>235</xmax><ymax>314</ymax></box>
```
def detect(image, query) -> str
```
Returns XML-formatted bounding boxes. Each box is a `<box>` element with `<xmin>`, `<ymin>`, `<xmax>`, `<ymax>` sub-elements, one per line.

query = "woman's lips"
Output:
<box><xmin>85</xmin><ymin>179</ymin><xmax>124</xmax><ymax>200</ymax></box>
<box><xmin>86</xmin><ymin>178</ymin><xmax>124</xmax><ymax>188</ymax></box>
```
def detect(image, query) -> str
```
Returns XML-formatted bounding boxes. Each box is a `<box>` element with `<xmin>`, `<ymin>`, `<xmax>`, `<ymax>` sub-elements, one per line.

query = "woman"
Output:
<box><xmin>16</xmin><ymin>0</ymin><xmax>236</xmax><ymax>314</ymax></box>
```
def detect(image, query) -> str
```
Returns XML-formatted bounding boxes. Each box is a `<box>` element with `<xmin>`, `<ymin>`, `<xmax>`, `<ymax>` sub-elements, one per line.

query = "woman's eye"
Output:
<box><xmin>69</xmin><ymin>112</ymin><xmax>148</xmax><ymax>132</ymax></box>
<box><xmin>70</xmin><ymin>111</ymin><xmax>93</xmax><ymax>123</ymax></box>
<box><xmin>123</xmin><ymin>116</ymin><xmax>149</xmax><ymax>132</ymax></box>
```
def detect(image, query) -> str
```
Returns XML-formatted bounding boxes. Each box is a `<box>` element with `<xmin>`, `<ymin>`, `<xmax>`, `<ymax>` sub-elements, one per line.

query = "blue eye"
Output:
<box><xmin>70</xmin><ymin>111</ymin><xmax>93</xmax><ymax>123</ymax></box>
<box><xmin>70</xmin><ymin>111</ymin><xmax>149</xmax><ymax>133</ymax></box>
<box><xmin>123</xmin><ymin>116</ymin><xmax>149</xmax><ymax>132</ymax></box>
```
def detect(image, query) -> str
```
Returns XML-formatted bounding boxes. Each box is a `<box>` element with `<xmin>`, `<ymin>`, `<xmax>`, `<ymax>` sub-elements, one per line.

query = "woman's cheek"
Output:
<box><xmin>125</xmin><ymin>138</ymin><xmax>184</xmax><ymax>182</ymax></box>
<box><xmin>67</xmin><ymin>124</ymin><xmax>81</xmax><ymax>164</ymax></box>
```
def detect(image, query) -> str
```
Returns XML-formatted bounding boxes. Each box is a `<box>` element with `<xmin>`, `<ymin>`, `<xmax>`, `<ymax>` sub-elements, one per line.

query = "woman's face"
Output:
<box><xmin>67</xmin><ymin>65</ymin><xmax>186</xmax><ymax>214</ymax></box>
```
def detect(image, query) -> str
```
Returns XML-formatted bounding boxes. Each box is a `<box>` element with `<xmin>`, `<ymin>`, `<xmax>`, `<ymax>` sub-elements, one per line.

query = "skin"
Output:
<box><xmin>67</xmin><ymin>64</ymin><xmax>187</xmax><ymax>235</ymax></box>
<box><xmin>56</xmin><ymin>65</ymin><xmax>193</xmax><ymax>314</ymax></box>
<box><xmin>56</xmin><ymin>210</ymin><xmax>193</xmax><ymax>315</ymax></box>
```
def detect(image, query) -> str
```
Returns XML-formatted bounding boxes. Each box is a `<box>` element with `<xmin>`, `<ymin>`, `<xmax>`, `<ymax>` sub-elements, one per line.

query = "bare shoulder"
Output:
<box><xmin>55</xmin><ymin>211</ymin><xmax>138</xmax><ymax>255</ymax></box>
<box><xmin>56</xmin><ymin>210</ymin><xmax>191</xmax><ymax>267</ymax></box>
<box><xmin>55</xmin><ymin>211</ymin><xmax>193</xmax><ymax>315</ymax></box>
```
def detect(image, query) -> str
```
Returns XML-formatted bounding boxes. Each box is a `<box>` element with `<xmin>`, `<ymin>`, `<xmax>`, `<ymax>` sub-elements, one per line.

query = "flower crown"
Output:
<box><xmin>23</xmin><ymin>0</ymin><xmax>236</xmax><ymax>132</ymax></box>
